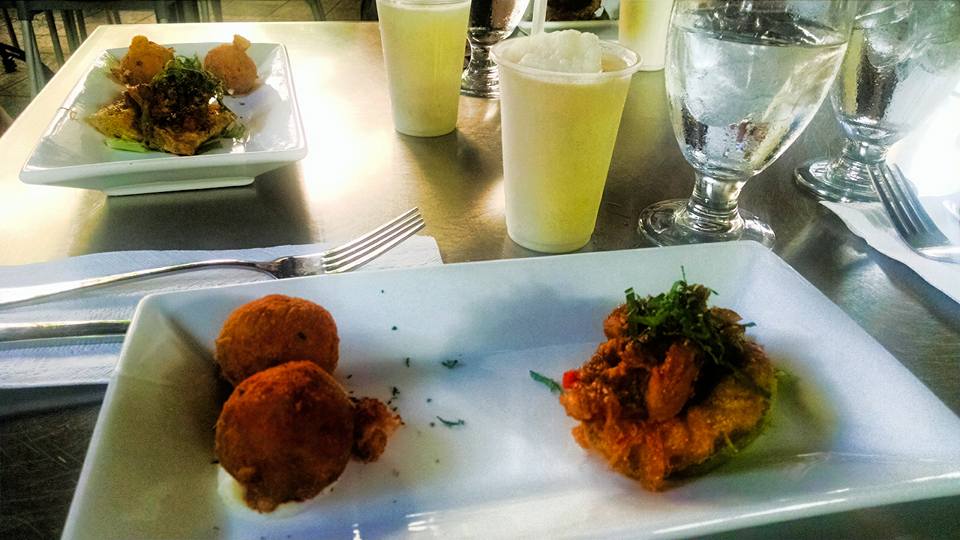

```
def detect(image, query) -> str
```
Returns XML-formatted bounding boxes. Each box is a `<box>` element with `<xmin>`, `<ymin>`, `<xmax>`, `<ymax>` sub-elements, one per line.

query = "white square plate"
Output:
<box><xmin>63</xmin><ymin>242</ymin><xmax>960</xmax><ymax>539</ymax></box>
<box><xmin>19</xmin><ymin>42</ymin><xmax>306</xmax><ymax>196</ymax></box>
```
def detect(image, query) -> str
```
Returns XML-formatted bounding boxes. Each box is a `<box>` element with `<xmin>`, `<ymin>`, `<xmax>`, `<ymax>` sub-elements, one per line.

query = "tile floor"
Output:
<box><xmin>0</xmin><ymin>1</ymin><xmax>363</xmax><ymax>119</ymax></box>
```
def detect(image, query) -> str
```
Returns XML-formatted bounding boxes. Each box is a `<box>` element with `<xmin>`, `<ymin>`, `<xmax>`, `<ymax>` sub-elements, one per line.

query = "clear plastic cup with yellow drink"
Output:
<box><xmin>492</xmin><ymin>31</ymin><xmax>641</xmax><ymax>253</ymax></box>
<box><xmin>376</xmin><ymin>0</ymin><xmax>471</xmax><ymax>137</ymax></box>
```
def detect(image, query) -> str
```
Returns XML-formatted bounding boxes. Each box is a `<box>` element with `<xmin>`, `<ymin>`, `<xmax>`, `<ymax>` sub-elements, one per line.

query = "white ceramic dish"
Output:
<box><xmin>63</xmin><ymin>242</ymin><xmax>960</xmax><ymax>539</ymax></box>
<box><xmin>19</xmin><ymin>42</ymin><xmax>306</xmax><ymax>196</ymax></box>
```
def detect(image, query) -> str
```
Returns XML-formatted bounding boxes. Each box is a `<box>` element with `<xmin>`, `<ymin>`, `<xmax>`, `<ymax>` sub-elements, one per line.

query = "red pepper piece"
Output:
<box><xmin>562</xmin><ymin>369</ymin><xmax>580</xmax><ymax>389</ymax></box>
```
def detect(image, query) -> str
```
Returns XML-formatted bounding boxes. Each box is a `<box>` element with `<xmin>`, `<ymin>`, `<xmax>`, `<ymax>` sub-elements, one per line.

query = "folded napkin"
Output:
<box><xmin>822</xmin><ymin>201</ymin><xmax>960</xmax><ymax>304</ymax></box>
<box><xmin>0</xmin><ymin>236</ymin><xmax>443</xmax><ymax>389</ymax></box>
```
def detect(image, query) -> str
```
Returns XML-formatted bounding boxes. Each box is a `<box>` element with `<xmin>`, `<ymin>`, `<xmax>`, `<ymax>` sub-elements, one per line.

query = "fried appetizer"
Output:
<box><xmin>117</xmin><ymin>35</ymin><xmax>174</xmax><ymax>85</ymax></box>
<box><xmin>86</xmin><ymin>95</ymin><xmax>141</xmax><ymax>142</ymax></box>
<box><xmin>560</xmin><ymin>279</ymin><xmax>775</xmax><ymax>490</ymax></box>
<box><xmin>203</xmin><ymin>34</ymin><xmax>258</xmax><ymax>95</ymax></box>
<box><xmin>352</xmin><ymin>397</ymin><xmax>403</xmax><ymax>463</ymax></box>
<box><xmin>215</xmin><ymin>361</ymin><xmax>354</xmax><ymax>512</ymax></box>
<box><xmin>215</xmin><ymin>294</ymin><xmax>339</xmax><ymax>385</ymax></box>
<box><xmin>127</xmin><ymin>55</ymin><xmax>239</xmax><ymax>155</ymax></box>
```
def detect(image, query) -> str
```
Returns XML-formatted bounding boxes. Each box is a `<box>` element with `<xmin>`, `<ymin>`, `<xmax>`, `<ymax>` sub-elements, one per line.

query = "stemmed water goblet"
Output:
<box><xmin>639</xmin><ymin>0</ymin><xmax>855</xmax><ymax>247</ymax></box>
<box><xmin>461</xmin><ymin>0</ymin><xmax>531</xmax><ymax>98</ymax></box>
<box><xmin>795</xmin><ymin>0</ymin><xmax>960</xmax><ymax>202</ymax></box>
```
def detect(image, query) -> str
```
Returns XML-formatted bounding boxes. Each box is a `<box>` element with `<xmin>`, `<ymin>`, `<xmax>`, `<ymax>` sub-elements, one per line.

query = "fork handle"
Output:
<box><xmin>0</xmin><ymin>259</ymin><xmax>276</xmax><ymax>309</ymax></box>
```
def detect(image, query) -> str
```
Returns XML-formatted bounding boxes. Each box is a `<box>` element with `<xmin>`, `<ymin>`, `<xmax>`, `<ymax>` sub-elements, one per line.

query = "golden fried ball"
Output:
<box><xmin>203</xmin><ymin>34</ymin><xmax>258</xmax><ymax>95</ymax></box>
<box><xmin>215</xmin><ymin>361</ymin><xmax>355</xmax><ymax>512</ymax></box>
<box><xmin>215</xmin><ymin>294</ymin><xmax>339</xmax><ymax>386</ymax></box>
<box><xmin>118</xmin><ymin>35</ymin><xmax>173</xmax><ymax>86</ymax></box>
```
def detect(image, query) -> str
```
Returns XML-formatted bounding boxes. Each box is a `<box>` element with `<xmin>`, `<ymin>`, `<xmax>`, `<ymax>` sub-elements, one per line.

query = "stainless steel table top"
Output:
<box><xmin>1</xmin><ymin>22</ymin><xmax>958</xmax><ymax>539</ymax></box>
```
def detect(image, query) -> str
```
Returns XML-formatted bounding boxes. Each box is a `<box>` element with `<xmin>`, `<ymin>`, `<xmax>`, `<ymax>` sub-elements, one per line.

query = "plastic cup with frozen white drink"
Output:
<box><xmin>618</xmin><ymin>0</ymin><xmax>673</xmax><ymax>71</ymax></box>
<box><xmin>491</xmin><ymin>30</ymin><xmax>641</xmax><ymax>253</ymax></box>
<box><xmin>376</xmin><ymin>0</ymin><xmax>471</xmax><ymax>137</ymax></box>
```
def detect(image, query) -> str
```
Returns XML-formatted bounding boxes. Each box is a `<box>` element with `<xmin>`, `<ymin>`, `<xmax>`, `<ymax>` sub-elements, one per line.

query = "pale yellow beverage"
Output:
<box><xmin>492</xmin><ymin>37</ymin><xmax>640</xmax><ymax>253</ymax></box>
<box><xmin>619</xmin><ymin>0</ymin><xmax>673</xmax><ymax>71</ymax></box>
<box><xmin>376</xmin><ymin>0</ymin><xmax>471</xmax><ymax>137</ymax></box>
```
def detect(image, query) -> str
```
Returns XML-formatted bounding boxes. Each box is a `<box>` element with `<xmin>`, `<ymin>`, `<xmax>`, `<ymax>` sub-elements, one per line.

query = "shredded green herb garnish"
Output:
<box><xmin>624</xmin><ymin>268</ymin><xmax>768</xmax><ymax>398</ymax></box>
<box><xmin>529</xmin><ymin>370</ymin><xmax>562</xmax><ymax>394</ymax></box>
<box><xmin>104</xmin><ymin>137</ymin><xmax>149</xmax><ymax>152</ymax></box>
<box><xmin>435</xmin><ymin>416</ymin><xmax>464</xmax><ymax>427</ymax></box>
<box><xmin>440</xmin><ymin>359</ymin><xmax>460</xmax><ymax>369</ymax></box>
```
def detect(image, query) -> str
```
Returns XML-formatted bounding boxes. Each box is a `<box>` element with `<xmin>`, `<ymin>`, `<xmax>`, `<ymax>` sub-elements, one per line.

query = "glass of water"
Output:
<box><xmin>639</xmin><ymin>0</ymin><xmax>855</xmax><ymax>247</ymax></box>
<box><xmin>795</xmin><ymin>0</ymin><xmax>960</xmax><ymax>202</ymax></box>
<box><xmin>461</xmin><ymin>0</ymin><xmax>531</xmax><ymax>98</ymax></box>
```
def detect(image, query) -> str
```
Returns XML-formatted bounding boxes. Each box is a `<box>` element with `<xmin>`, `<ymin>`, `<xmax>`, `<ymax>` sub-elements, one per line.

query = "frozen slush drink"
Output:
<box><xmin>619</xmin><ymin>0</ymin><xmax>672</xmax><ymax>71</ymax></box>
<box><xmin>492</xmin><ymin>32</ymin><xmax>640</xmax><ymax>253</ymax></box>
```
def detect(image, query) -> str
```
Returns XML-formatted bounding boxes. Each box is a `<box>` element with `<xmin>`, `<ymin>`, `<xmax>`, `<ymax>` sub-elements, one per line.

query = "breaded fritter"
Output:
<box><xmin>215</xmin><ymin>361</ymin><xmax>354</xmax><ymax>512</ymax></box>
<box><xmin>117</xmin><ymin>35</ymin><xmax>173</xmax><ymax>85</ymax></box>
<box><xmin>351</xmin><ymin>397</ymin><xmax>403</xmax><ymax>463</ymax></box>
<box><xmin>215</xmin><ymin>295</ymin><xmax>339</xmax><ymax>385</ymax></box>
<box><xmin>204</xmin><ymin>34</ymin><xmax>258</xmax><ymax>95</ymax></box>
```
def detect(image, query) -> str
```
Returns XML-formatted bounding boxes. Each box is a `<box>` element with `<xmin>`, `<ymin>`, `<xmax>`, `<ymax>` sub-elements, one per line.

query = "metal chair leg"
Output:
<box><xmin>2</xmin><ymin>7</ymin><xmax>19</xmax><ymax>49</ymax></box>
<box><xmin>44</xmin><ymin>11</ymin><xmax>65</xmax><ymax>66</ymax></box>
<box><xmin>306</xmin><ymin>0</ymin><xmax>326</xmax><ymax>21</ymax></box>
<box><xmin>76</xmin><ymin>10</ymin><xmax>87</xmax><ymax>40</ymax></box>
<box><xmin>61</xmin><ymin>10</ymin><xmax>79</xmax><ymax>51</ymax></box>
<box><xmin>210</xmin><ymin>0</ymin><xmax>222</xmax><ymax>21</ymax></box>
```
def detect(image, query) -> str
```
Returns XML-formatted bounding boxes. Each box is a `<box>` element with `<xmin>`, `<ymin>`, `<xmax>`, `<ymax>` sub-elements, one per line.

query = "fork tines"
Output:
<box><xmin>870</xmin><ymin>165</ymin><xmax>960</xmax><ymax>264</ymax></box>
<box><xmin>322</xmin><ymin>208</ymin><xmax>425</xmax><ymax>273</ymax></box>
<box><xmin>871</xmin><ymin>165</ymin><xmax>949</xmax><ymax>247</ymax></box>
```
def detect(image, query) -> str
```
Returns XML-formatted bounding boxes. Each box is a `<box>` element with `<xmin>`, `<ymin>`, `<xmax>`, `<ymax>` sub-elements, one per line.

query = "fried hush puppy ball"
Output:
<box><xmin>118</xmin><ymin>35</ymin><xmax>173</xmax><ymax>85</ymax></box>
<box><xmin>215</xmin><ymin>361</ymin><xmax>354</xmax><ymax>512</ymax></box>
<box><xmin>215</xmin><ymin>294</ymin><xmax>339</xmax><ymax>385</ymax></box>
<box><xmin>203</xmin><ymin>34</ymin><xmax>258</xmax><ymax>95</ymax></box>
<box><xmin>352</xmin><ymin>397</ymin><xmax>404</xmax><ymax>463</ymax></box>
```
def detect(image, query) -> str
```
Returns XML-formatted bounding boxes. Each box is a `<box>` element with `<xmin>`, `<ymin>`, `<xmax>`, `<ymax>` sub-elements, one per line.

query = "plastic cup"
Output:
<box><xmin>492</xmin><ymin>38</ymin><xmax>641</xmax><ymax>253</ymax></box>
<box><xmin>618</xmin><ymin>0</ymin><xmax>673</xmax><ymax>71</ymax></box>
<box><xmin>376</xmin><ymin>0</ymin><xmax>471</xmax><ymax>137</ymax></box>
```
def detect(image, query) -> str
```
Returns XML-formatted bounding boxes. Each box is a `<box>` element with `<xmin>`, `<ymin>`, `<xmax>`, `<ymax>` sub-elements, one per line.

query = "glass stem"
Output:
<box><xmin>682</xmin><ymin>172</ymin><xmax>747</xmax><ymax>235</ymax></box>
<box><xmin>467</xmin><ymin>42</ymin><xmax>496</xmax><ymax>77</ymax></box>
<box><xmin>827</xmin><ymin>139</ymin><xmax>888</xmax><ymax>187</ymax></box>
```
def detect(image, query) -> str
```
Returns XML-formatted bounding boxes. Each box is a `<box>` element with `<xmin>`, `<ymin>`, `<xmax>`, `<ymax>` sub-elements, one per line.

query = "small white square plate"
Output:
<box><xmin>19</xmin><ymin>42</ymin><xmax>306</xmax><ymax>196</ymax></box>
<box><xmin>62</xmin><ymin>242</ymin><xmax>960</xmax><ymax>539</ymax></box>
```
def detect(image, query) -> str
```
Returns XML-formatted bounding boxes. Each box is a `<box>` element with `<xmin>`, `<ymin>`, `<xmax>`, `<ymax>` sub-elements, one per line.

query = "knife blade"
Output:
<box><xmin>0</xmin><ymin>320</ymin><xmax>131</xmax><ymax>343</ymax></box>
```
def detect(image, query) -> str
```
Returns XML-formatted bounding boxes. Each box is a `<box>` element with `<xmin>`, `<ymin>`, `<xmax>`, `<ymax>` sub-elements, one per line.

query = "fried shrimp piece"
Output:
<box><xmin>215</xmin><ymin>295</ymin><xmax>339</xmax><ymax>385</ymax></box>
<box><xmin>566</xmin><ymin>342</ymin><xmax>774</xmax><ymax>490</ymax></box>
<box><xmin>351</xmin><ymin>397</ymin><xmax>403</xmax><ymax>463</ymax></box>
<box><xmin>560</xmin><ymin>283</ymin><xmax>776</xmax><ymax>491</ymax></box>
<box><xmin>203</xmin><ymin>34</ymin><xmax>258</xmax><ymax>95</ymax></box>
<box><xmin>215</xmin><ymin>361</ymin><xmax>355</xmax><ymax>512</ymax></box>
<box><xmin>117</xmin><ymin>35</ymin><xmax>173</xmax><ymax>85</ymax></box>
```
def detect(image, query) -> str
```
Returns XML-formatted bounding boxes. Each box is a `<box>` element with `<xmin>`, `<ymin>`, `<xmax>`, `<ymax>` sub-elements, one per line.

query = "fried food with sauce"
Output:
<box><xmin>215</xmin><ymin>294</ymin><xmax>339</xmax><ymax>385</ymax></box>
<box><xmin>117</xmin><ymin>35</ymin><xmax>174</xmax><ymax>85</ymax></box>
<box><xmin>352</xmin><ymin>397</ymin><xmax>403</xmax><ymax>462</ymax></box>
<box><xmin>215</xmin><ymin>361</ymin><xmax>354</xmax><ymax>512</ymax></box>
<box><xmin>203</xmin><ymin>34</ymin><xmax>258</xmax><ymax>95</ymax></box>
<box><xmin>559</xmin><ymin>280</ymin><xmax>776</xmax><ymax>490</ymax></box>
<box><xmin>86</xmin><ymin>94</ymin><xmax>142</xmax><ymax>142</ymax></box>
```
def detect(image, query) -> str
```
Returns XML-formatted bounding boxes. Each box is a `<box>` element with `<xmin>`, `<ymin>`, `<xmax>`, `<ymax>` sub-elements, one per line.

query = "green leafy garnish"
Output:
<box><xmin>529</xmin><ymin>370</ymin><xmax>562</xmax><ymax>394</ymax></box>
<box><xmin>623</xmin><ymin>268</ymin><xmax>768</xmax><ymax>398</ymax></box>
<box><xmin>440</xmin><ymin>359</ymin><xmax>461</xmax><ymax>369</ymax></box>
<box><xmin>104</xmin><ymin>137</ymin><xmax>149</xmax><ymax>152</ymax></box>
<box><xmin>435</xmin><ymin>416</ymin><xmax>464</xmax><ymax>427</ymax></box>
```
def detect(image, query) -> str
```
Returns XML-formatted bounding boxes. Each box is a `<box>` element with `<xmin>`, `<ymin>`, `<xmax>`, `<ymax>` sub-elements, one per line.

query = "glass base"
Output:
<box><xmin>461</xmin><ymin>67</ymin><xmax>500</xmax><ymax>99</ymax></box>
<box><xmin>794</xmin><ymin>159</ymin><xmax>880</xmax><ymax>203</ymax></box>
<box><xmin>638</xmin><ymin>199</ymin><xmax>775</xmax><ymax>248</ymax></box>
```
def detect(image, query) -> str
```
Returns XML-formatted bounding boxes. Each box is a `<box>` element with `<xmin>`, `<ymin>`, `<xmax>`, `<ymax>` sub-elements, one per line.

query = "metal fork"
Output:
<box><xmin>0</xmin><ymin>208</ymin><xmax>425</xmax><ymax>309</ymax></box>
<box><xmin>870</xmin><ymin>165</ymin><xmax>960</xmax><ymax>264</ymax></box>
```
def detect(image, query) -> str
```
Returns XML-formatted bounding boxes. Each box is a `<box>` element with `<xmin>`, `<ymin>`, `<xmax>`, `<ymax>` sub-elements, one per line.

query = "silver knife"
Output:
<box><xmin>0</xmin><ymin>320</ymin><xmax>131</xmax><ymax>343</ymax></box>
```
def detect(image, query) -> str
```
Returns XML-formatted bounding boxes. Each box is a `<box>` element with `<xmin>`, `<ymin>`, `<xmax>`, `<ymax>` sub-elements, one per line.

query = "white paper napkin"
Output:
<box><xmin>0</xmin><ymin>236</ymin><xmax>443</xmax><ymax>388</ymax></box>
<box><xmin>822</xmin><ymin>201</ymin><xmax>960</xmax><ymax>304</ymax></box>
